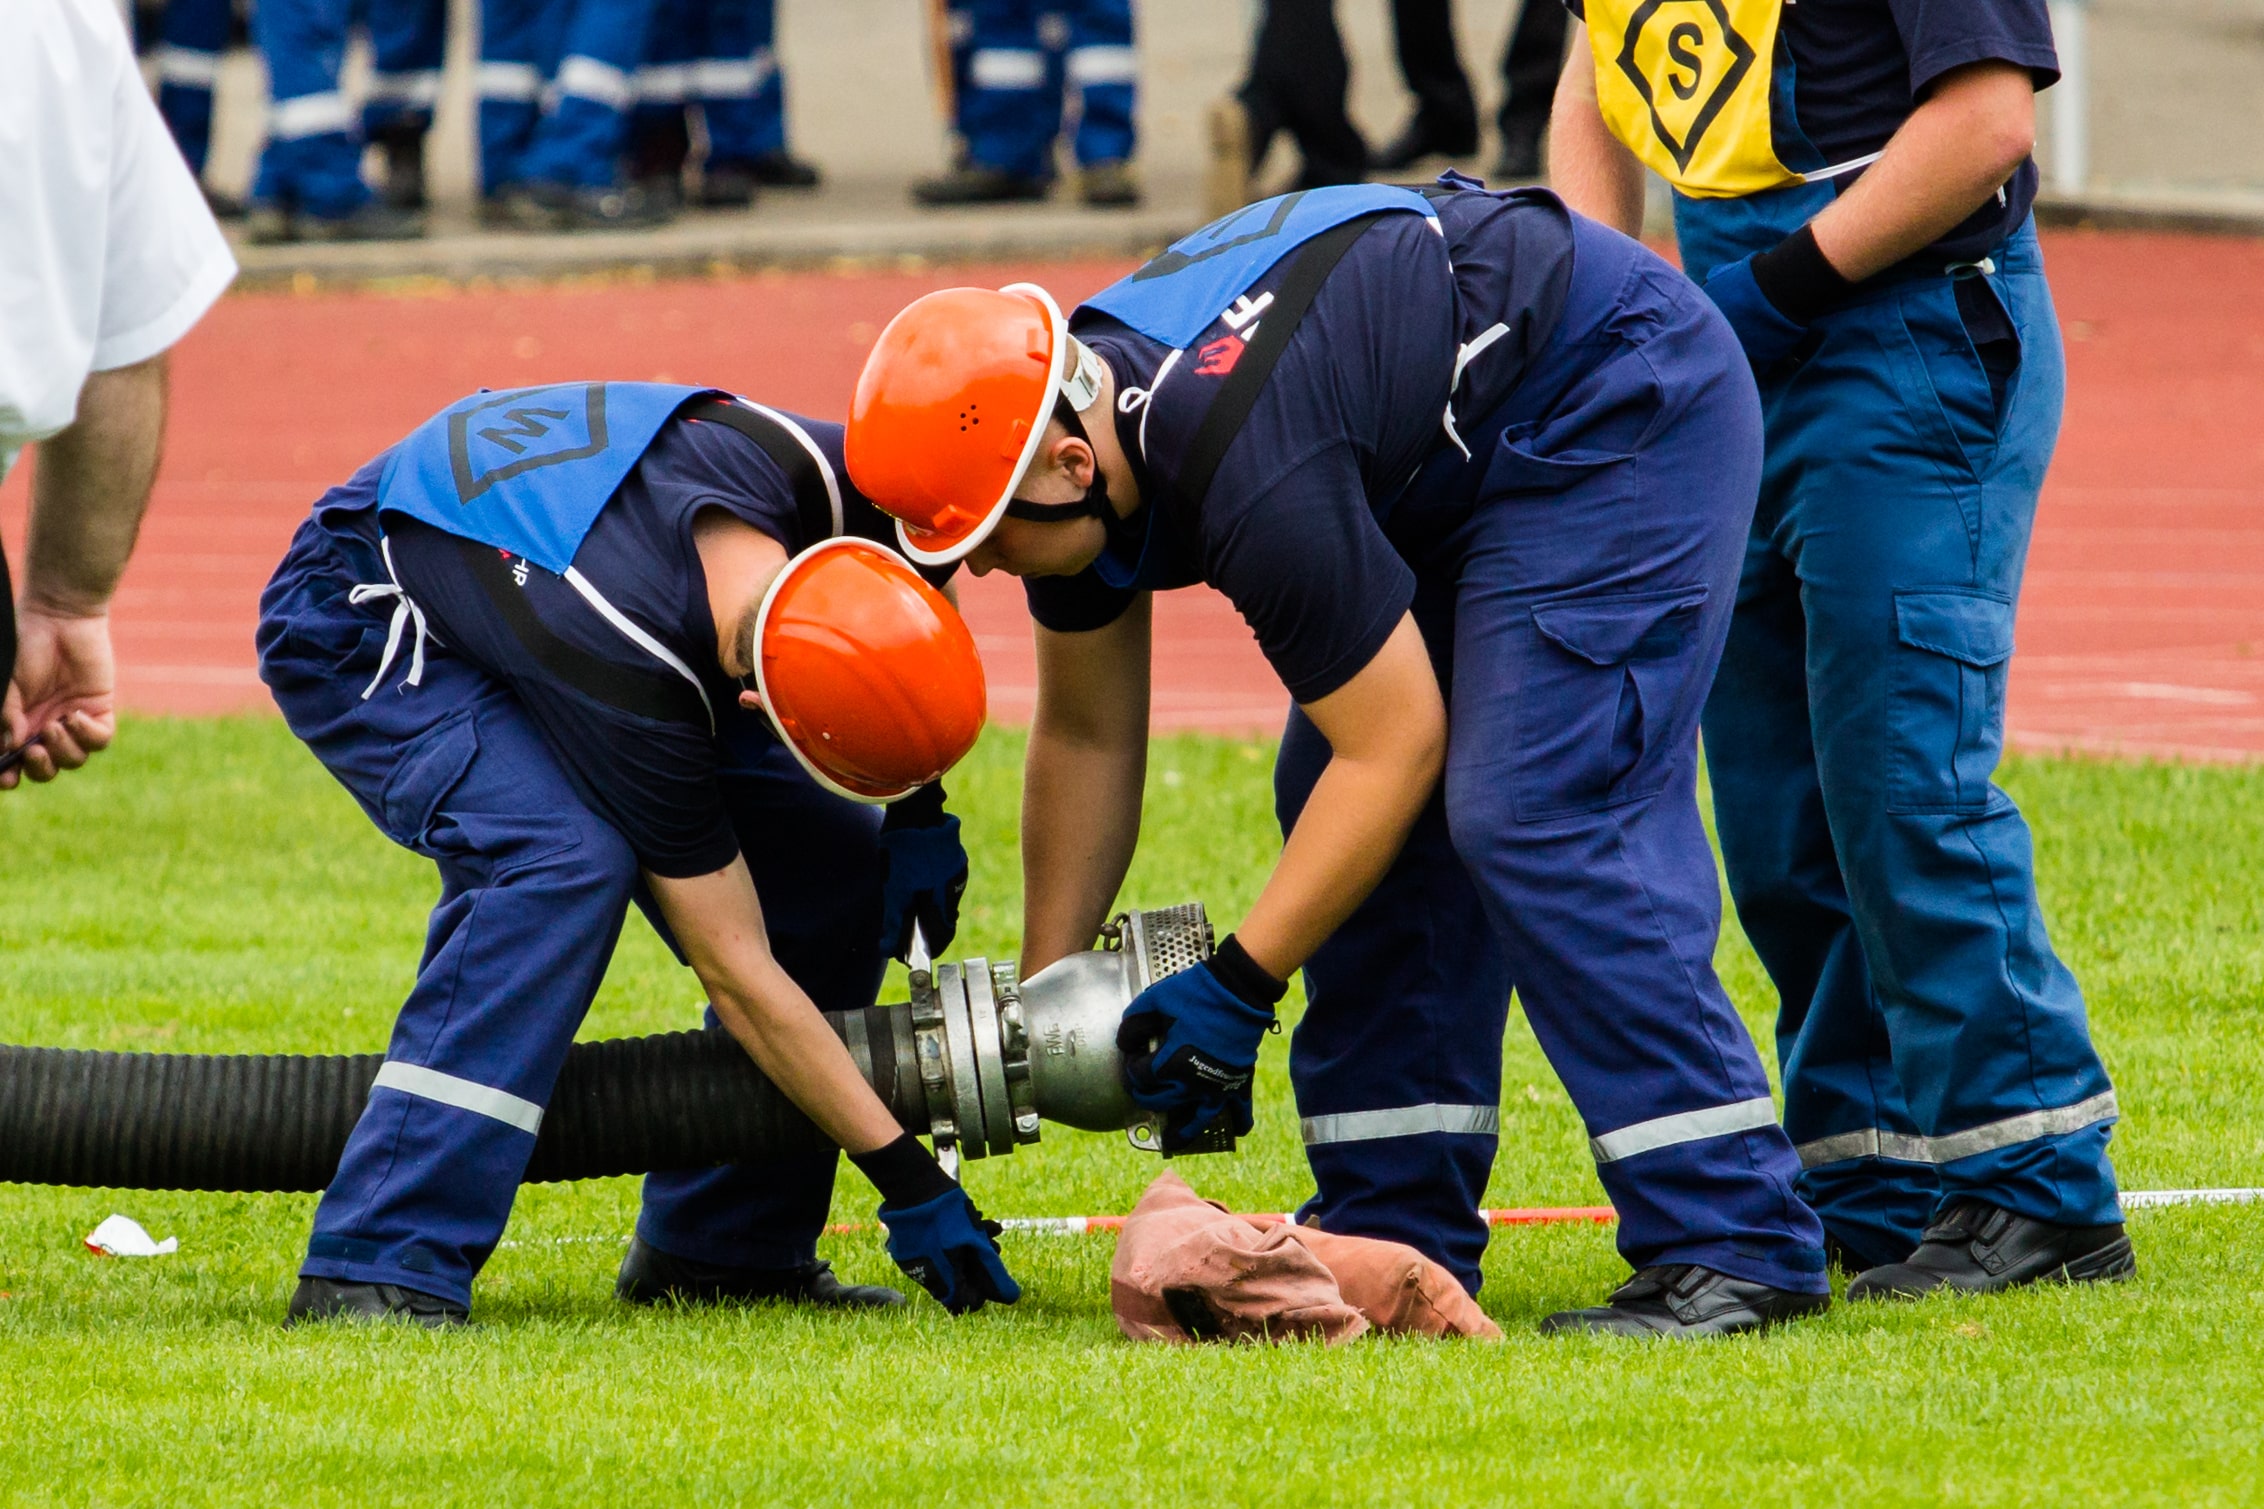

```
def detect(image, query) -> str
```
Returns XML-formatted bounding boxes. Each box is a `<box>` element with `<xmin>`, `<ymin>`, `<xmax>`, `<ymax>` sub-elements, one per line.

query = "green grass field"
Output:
<box><xmin>3</xmin><ymin>719</ymin><xmax>2261</xmax><ymax>1506</ymax></box>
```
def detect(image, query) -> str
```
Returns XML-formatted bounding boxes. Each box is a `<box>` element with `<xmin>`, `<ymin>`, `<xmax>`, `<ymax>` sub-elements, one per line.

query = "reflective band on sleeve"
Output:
<box><xmin>555</xmin><ymin>54</ymin><xmax>634</xmax><ymax>111</ymax></box>
<box><xmin>559</xmin><ymin>567</ymin><xmax>716</xmax><ymax>730</ymax></box>
<box><xmin>1589</xmin><ymin>1096</ymin><xmax>1779</xmax><ymax>1164</ymax></box>
<box><xmin>1065</xmin><ymin>45</ymin><xmax>1138</xmax><ymax>85</ymax></box>
<box><xmin>633</xmin><ymin>62</ymin><xmax>693</xmax><ymax>102</ymax></box>
<box><xmin>269</xmin><ymin>92</ymin><xmax>355</xmax><ymax>140</ymax></box>
<box><xmin>372</xmin><ymin>1062</ymin><xmax>545</xmax><ymax>1135</ymax></box>
<box><xmin>366</xmin><ymin>70</ymin><xmax>444</xmax><ymax>106</ymax></box>
<box><xmin>1301</xmin><ymin>1103</ymin><xmax>1500</xmax><ymax>1146</ymax></box>
<box><xmin>969</xmin><ymin>49</ymin><xmax>1047</xmax><ymax>90</ymax></box>
<box><xmin>1794</xmin><ymin>1091</ymin><xmax>2119</xmax><ymax>1168</ymax></box>
<box><xmin>155</xmin><ymin>46</ymin><xmax>222</xmax><ymax>87</ymax></box>
<box><xmin>477</xmin><ymin>61</ymin><xmax>544</xmax><ymax>101</ymax></box>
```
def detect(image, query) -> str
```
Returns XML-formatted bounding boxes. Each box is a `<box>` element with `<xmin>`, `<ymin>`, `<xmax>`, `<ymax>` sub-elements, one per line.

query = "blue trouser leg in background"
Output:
<box><xmin>1289</xmin><ymin>221</ymin><xmax>1824</xmax><ymax>1297</ymax></box>
<box><xmin>632</xmin><ymin>737</ymin><xmax>888</xmax><ymax>1270</ymax></box>
<box><xmin>1063</xmin><ymin>0</ymin><xmax>1135</xmax><ymax>165</ymax></box>
<box><xmin>363</xmin><ymin>0</ymin><xmax>448</xmax><ymax>139</ymax></box>
<box><xmin>699</xmin><ymin>0</ymin><xmax>789</xmax><ymax>166</ymax></box>
<box><xmin>1702</xmin><ymin>222</ymin><xmax>2122</xmax><ymax>1266</ymax></box>
<box><xmin>519</xmin><ymin>0</ymin><xmax>667</xmax><ymax>189</ymax></box>
<box><xmin>252</xmin><ymin>0</ymin><xmax>372</xmax><ymax>217</ymax></box>
<box><xmin>957</xmin><ymin>0</ymin><xmax>1059</xmax><ymax>179</ymax></box>
<box><xmin>478</xmin><ymin>0</ymin><xmax>560</xmax><ymax>194</ymax></box>
<box><xmin>629</xmin><ymin>0</ymin><xmax>700</xmax><ymax>164</ymax></box>
<box><xmin>257</xmin><ymin>517</ymin><xmax>640</xmax><ymax>1309</ymax></box>
<box><xmin>156</xmin><ymin>0</ymin><xmax>233</xmax><ymax>177</ymax></box>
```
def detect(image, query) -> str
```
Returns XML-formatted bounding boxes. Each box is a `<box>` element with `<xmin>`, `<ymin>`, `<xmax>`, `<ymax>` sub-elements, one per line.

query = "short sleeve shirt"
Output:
<box><xmin>0</xmin><ymin>0</ymin><xmax>237</xmax><ymax>477</ymax></box>
<box><xmin>1026</xmin><ymin>188</ymin><xmax>1574</xmax><ymax>705</ymax></box>
<box><xmin>330</xmin><ymin>410</ymin><xmax>925</xmax><ymax>878</ymax></box>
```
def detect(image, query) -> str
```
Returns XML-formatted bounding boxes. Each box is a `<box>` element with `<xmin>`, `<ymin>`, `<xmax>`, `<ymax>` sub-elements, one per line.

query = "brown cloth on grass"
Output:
<box><xmin>1108</xmin><ymin>1171</ymin><xmax>1503</xmax><ymax>1345</ymax></box>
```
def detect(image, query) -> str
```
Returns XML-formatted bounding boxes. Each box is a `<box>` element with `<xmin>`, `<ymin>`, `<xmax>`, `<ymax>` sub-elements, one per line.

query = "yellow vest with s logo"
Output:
<box><xmin>1585</xmin><ymin>0</ymin><xmax>1798</xmax><ymax>199</ymax></box>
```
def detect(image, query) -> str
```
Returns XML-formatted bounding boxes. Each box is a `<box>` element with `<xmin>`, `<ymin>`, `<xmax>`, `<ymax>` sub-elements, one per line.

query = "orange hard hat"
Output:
<box><xmin>845</xmin><ymin>282</ymin><xmax>1104</xmax><ymax>566</ymax></box>
<box><xmin>753</xmin><ymin>537</ymin><xmax>988</xmax><ymax>803</ymax></box>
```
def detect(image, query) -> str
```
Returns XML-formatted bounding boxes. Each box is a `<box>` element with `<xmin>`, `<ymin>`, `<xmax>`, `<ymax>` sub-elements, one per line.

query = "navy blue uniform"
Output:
<box><xmin>1043</xmin><ymin>181</ymin><xmax>1826</xmax><ymax>1296</ymax></box>
<box><xmin>258</xmin><ymin>395</ymin><xmax>920</xmax><ymax>1306</ymax></box>
<box><xmin>1569</xmin><ymin>0</ymin><xmax>2122</xmax><ymax>1266</ymax></box>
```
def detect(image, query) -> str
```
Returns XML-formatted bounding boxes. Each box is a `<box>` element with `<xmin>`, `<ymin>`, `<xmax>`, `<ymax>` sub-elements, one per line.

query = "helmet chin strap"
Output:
<box><xmin>1004</xmin><ymin>334</ymin><xmax>1113</xmax><ymax>525</ymax></box>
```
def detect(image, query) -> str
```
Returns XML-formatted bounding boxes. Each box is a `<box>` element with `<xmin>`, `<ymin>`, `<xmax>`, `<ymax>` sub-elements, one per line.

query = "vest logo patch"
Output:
<box><xmin>1613</xmin><ymin>0</ymin><xmax>1757</xmax><ymax>171</ymax></box>
<box><xmin>446</xmin><ymin>384</ymin><xmax>612</xmax><ymax>505</ymax></box>
<box><xmin>1195</xmin><ymin>334</ymin><xmax>1245</xmax><ymax>376</ymax></box>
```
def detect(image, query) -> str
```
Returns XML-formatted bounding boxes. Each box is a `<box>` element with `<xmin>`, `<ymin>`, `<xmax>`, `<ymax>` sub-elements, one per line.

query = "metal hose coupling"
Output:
<box><xmin>842</xmin><ymin>903</ymin><xmax>1224</xmax><ymax>1169</ymax></box>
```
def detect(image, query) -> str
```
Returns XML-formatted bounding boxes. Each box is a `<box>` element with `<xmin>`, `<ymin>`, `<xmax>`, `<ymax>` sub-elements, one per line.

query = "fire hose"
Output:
<box><xmin>0</xmin><ymin>905</ymin><xmax>1221</xmax><ymax>1193</ymax></box>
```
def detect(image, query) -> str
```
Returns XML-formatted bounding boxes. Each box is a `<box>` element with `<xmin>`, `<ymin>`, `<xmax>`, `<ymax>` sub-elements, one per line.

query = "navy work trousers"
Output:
<box><xmin>1699</xmin><ymin>221</ymin><xmax>2122</xmax><ymax>1267</ymax></box>
<box><xmin>257</xmin><ymin>514</ymin><xmax>880</xmax><ymax>1307</ymax></box>
<box><xmin>950</xmin><ymin>0</ymin><xmax>1137</xmax><ymax>178</ymax></box>
<box><xmin>1280</xmin><ymin>217</ymin><xmax>1826</xmax><ymax>1297</ymax></box>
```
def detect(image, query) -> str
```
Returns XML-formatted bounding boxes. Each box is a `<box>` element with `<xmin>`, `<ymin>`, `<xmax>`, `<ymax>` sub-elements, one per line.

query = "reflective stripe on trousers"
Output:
<box><xmin>1796</xmin><ymin>1091</ymin><xmax>2119</xmax><ymax>1169</ymax></box>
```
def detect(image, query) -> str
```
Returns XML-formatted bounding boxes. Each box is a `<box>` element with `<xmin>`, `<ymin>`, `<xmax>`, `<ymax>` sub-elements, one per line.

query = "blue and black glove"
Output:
<box><xmin>1700</xmin><ymin>224</ymin><xmax>1856</xmax><ymax>376</ymax></box>
<box><xmin>877</xmin><ymin>782</ymin><xmax>968</xmax><ymax>961</ymax></box>
<box><xmin>1116</xmin><ymin>933</ymin><xmax>1286</xmax><ymax>1154</ymax></box>
<box><xmin>853</xmin><ymin>1133</ymin><xmax>1021</xmax><ymax>1315</ymax></box>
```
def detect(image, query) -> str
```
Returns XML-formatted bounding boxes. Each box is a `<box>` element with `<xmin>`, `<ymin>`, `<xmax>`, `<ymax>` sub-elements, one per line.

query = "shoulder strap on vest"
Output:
<box><xmin>1168</xmin><ymin>211</ymin><xmax>1387</xmax><ymax>517</ymax></box>
<box><xmin>679</xmin><ymin>396</ymin><xmax>843</xmax><ymax>545</ymax></box>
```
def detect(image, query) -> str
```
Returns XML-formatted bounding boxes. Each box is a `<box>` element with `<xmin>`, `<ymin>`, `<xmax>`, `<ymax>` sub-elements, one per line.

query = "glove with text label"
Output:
<box><xmin>1700</xmin><ymin>224</ymin><xmax>1857</xmax><ymax>376</ymax></box>
<box><xmin>855</xmin><ymin>1134</ymin><xmax>1021</xmax><ymax>1315</ymax></box>
<box><xmin>877</xmin><ymin>782</ymin><xmax>968</xmax><ymax>961</ymax></box>
<box><xmin>1116</xmin><ymin>933</ymin><xmax>1285</xmax><ymax>1154</ymax></box>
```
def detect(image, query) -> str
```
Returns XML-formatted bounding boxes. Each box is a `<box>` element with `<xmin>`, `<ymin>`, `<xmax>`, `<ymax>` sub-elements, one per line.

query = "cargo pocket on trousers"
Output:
<box><xmin>379</xmin><ymin>709</ymin><xmax>480</xmax><ymax>851</ymax></box>
<box><xmin>1887</xmin><ymin>590</ymin><xmax>2014</xmax><ymax>815</ymax></box>
<box><xmin>1514</xmin><ymin>587</ymin><xmax>1710</xmax><ymax>822</ymax></box>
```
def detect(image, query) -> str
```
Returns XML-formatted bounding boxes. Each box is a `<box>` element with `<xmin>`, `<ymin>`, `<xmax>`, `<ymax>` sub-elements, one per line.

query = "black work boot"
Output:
<box><xmin>615</xmin><ymin>1236</ymin><xmax>904</xmax><ymax>1309</ymax></box>
<box><xmin>742</xmin><ymin>150</ymin><xmax>821</xmax><ymax>189</ymax></box>
<box><xmin>1846</xmin><ymin>1199</ymin><xmax>2135</xmax><ymax>1301</ymax></box>
<box><xmin>373</xmin><ymin>124</ymin><xmax>428</xmax><ymax>211</ymax></box>
<box><xmin>910</xmin><ymin>165</ymin><xmax>1049</xmax><ymax>207</ymax></box>
<box><xmin>1540</xmin><ymin>1265</ymin><xmax>1831</xmax><ymax>1339</ymax></box>
<box><xmin>502</xmin><ymin>180</ymin><xmax>677</xmax><ymax>232</ymax></box>
<box><xmin>286</xmin><ymin>1276</ymin><xmax>467</xmax><ymax>1329</ymax></box>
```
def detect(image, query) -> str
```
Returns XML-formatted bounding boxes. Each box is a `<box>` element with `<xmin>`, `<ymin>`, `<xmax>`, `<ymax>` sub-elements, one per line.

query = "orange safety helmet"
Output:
<box><xmin>752</xmin><ymin>537</ymin><xmax>988</xmax><ymax>803</ymax></box>
<box><xmin>845</xmin><ymin>282</ymin><xmax>1105</xmax><ymax>566</ymax></box>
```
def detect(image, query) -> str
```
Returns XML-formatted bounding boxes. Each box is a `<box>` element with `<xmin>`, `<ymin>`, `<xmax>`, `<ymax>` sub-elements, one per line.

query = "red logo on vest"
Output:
<box><xmin>1195</xmin><ymin>334</ymin><xmax>1245</xmax><ymax>376</ymax></box>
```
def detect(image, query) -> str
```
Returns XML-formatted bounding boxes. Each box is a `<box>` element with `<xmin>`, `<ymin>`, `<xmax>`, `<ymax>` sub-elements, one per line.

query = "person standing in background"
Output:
<box><xmin>1549</xmin><ymin>0</ymin><xmax>2134</xmax><ymax>1299</ymax></box>
<box><xmin>913</xmin><ymin>0</ymin><xmax>1139</xmax><ymax>208</ymax></box>
<box><xmin>1372</xmin><ymin>0</ymin><xmax>1568</xmax><ymax>179</ymax></box>
<box><xmin>629</xmin><ymin>0</ymin><xmax>824</xmax><ymax>211</ymax></box>
<box><xmin>145</xmin><ymin>0</ymin><xmax>245</xmax><ymax>216</ymax></box>
<box><xmin>3</xmin><ymin>0</ymin><xmax>237</xmax><ymax>789</ymax></box>
<box><xmin>245</xmin><ymin>0</ymin><xmax>434</xmax><ymax>240</ymax></box>
<box><xmin>479</xmin><ymin>0</ymin><xmax>678</xmax><ymax>229</ymax></box>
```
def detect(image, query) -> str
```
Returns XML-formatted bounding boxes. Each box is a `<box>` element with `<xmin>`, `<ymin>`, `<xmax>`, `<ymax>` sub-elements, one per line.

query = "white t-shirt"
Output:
<box><xmin>0</xmin><ymin>0</ymin><xmax>238</xmax><ymax>480</ymax></box>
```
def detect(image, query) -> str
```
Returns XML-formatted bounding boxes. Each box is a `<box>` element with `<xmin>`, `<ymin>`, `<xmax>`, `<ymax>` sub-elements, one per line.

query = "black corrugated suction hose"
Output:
<box><xmin>0</xmin><ymin>1008</ymin><xmax>916</xmax><ymax>1194</ymax></box>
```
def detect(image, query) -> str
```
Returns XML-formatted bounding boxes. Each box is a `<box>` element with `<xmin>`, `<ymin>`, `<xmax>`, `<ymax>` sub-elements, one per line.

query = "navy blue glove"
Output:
<box><xmin>878</xmin><ymin>1188</ymin><xmax>1022</xmax><ymax>1314</ymax></box>
<box><xmin>877</xmin><ymin>783</ymin><xmax>968</xmax><ymax>961</ymax></box>
<box><xmin>1116</xmin><ymin>934</ymin><xmax>1284</xmax><ymax>1154</ymax></box>
<box><xmin>1702</xmin><ymin>254</ymin><xmax>1810</xmax><ymax>374</ymax></box>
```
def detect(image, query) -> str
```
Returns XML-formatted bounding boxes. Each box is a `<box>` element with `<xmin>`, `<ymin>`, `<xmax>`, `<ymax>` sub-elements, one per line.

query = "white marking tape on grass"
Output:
<box><xmin>2119</xmin><ymin>1188</ymin><xmax>2264</xmax><ymax>1210</ymax></box>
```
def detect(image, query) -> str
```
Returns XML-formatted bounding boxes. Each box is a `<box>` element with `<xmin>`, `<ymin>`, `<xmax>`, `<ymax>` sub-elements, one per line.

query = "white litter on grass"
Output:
<box><xmin>84</xmin><ymin>1214</ymin><xmax>178</xmax><ymax>1258</ymax></box>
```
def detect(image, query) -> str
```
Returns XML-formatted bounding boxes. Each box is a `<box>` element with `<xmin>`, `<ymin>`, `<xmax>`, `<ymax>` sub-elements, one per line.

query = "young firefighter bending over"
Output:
<box><xmin>846</xmin><ymin>178</ymin><xmax>1831</xmax><ymax>1338</ymax></box>
<box><xmin>258</xmin><ymin>383</ymin><xmax>1018</xmax><ymax>1325</ymax></box>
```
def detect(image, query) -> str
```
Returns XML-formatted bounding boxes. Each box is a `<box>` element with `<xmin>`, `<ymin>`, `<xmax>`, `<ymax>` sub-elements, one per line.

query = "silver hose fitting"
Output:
<box><xmin>830</xmin><ymin>903</ymin><xmax>1223</xmax><ymax>1168</ymax></box>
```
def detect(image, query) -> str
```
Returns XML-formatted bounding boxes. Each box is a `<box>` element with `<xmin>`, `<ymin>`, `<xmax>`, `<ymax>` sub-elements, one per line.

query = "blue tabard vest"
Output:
<box><xmin>1084</xmin><ymin>184</ymin><xmax>1436</xmax><ymax>349</ymax></box>
<box><xmin>377</xmin><ymin>382</ymin><xmax>715</xmax><ymax>574</ymax></box>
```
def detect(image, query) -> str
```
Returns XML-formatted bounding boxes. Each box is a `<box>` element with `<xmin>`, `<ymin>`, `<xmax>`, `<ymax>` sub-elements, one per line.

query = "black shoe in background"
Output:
<box><xmin>1490</xmin><ymin>127</ymin><xmax>1544</xmax><ymax>182</ymax></box>
<box><xmin>742</xmin><ymin>151</ymin><xmax>821</xmax><ymax>189</ymax></box>
<box><xmin>1539</xmin><ymin>1265</ymin><xmax>1831</xmax><ymax>1338</ymax></box>
<box><xmin>201</xmin><ymin>184</ymin><xmax>247</xmax><ymax>221</ymax></box>
<box><xmin>1078</xmin><ymin>160</ymin><xmax>1141</xmax><ymax>208</ymax></box>
<box><xmin>286</xmin><ymin>1276</ymin><xmax>467</xmax><ymax>1328</ymax></box>
<box><xmin>504</xmin><ymin>181</ymin><xmax>677</xmax><ymax>233</ymax></box>
<box><xmin>911</xmin><ymin>165</ymin><xmax>1049</xmax><ymax>206</ymax></box>
<box><xmin>615</xmin><ymin>1236</ymin><xmax>905</xmax><ymax>1309</ymax></box>
<box><xmin>1373</xmin><ymin>114</ymin><xmax>1480</xmax><ymax>171</ymax></box>
<box><xmin>374</xmin><ymin>125</ymin><xmax>428</xmax><ymax>211</ymax></box>
<box><xmin>1847</xmin><ymin>1200</ymin><xmax>2136</xmax><ymax>1301</ymax></box>
<box><xmin>693</xmin><ymin>166</ymin><xmax>758</xmax><ymax>209</ymax></box>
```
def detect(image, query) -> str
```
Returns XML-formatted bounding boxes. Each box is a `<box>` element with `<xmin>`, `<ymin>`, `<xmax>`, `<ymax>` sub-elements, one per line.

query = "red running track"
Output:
<box><xmin>4</xmin><ymin>230</ymin><xmax>2260</xmax><ymax>758</ymax></box>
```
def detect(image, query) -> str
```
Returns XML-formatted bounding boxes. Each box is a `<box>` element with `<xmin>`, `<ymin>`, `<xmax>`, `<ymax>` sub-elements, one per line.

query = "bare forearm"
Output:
<box><xmin>1020</xmin><ymin>719</ymin><xmax>1145</xmax><ymax>975</ymax></box>
<box><xmin>707</xmin><ymin>959</ymin><xmax>903</xmax><ymax>1154</ymax></box>
<box><xmin>1810</xmin><ymin>63</ymin><xmax>2037</xmax><ymax>282</ymax></box>
<box><xmin>25</xmin><ymin>355</ymin><xmax>167</xmax><ymax>615</ymax></box>
<box><xmin>1547</xmin><ymin>25</ymin><xmax>1647</xmax><ymax>236</ymax></box>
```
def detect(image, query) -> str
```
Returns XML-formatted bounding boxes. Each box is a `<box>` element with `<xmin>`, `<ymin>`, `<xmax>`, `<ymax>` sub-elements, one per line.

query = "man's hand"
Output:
<box><xmin>877</xmin><ymin>783</ymin><xmax>969</xmax><ymax>960</ymax></box>
<box><xmin>1116</xmin><ymin>934</ymin><xmax>1284</xmax><ymax>1153</ymax></box>
<box><xmin>2</xmin><ymin>609</ymin><xmax>117</xmax><ymax>788</ymax></box>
